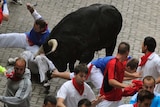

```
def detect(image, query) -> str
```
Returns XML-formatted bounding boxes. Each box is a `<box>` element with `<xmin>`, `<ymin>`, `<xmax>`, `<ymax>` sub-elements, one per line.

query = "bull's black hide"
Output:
<box><xmin>42</xmin><ymin>4</ymin><xmax>123</xmax><ymax>71</ymax></box>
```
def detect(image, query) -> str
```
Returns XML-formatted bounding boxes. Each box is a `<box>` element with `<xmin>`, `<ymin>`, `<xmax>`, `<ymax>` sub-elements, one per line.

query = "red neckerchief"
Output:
<box><xmin>26</xmin><ymin>36</ymin><xmax>34</xmax><ymax>46</ymax></box>
<box><xmin>72</xmin><ymin>77</ymin><xmax>84</xmax><ymax>95</ymax></box>
<box><xmin>139</xmin><ymin>52</ymin><xmax>152</xmax><ymax>66</ymax></box>
<box><xmin>133</xmin><ymin>103</ymin><xmax>138</xmax><ymax>107</ymax></box>
<box><xmin>86</xmin><ymin>64</ymin><xmax>93</xmax><ymax>80</ymax></box>
<box><xmin>6</xmin><ymin>71</ymin><xmax>22</xmax><ymax>81</ymax></box>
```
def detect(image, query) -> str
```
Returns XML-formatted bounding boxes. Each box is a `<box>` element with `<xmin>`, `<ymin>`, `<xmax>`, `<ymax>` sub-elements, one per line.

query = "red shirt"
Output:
<box><xmin>0</xmin><ymin>8</ymin><xmax>3</xmax><ymax>24</ymax></box>
<box><xmin>100</xmin><ymin>58</ymin><xmax>126</xmax><ymax>101</ymax></box>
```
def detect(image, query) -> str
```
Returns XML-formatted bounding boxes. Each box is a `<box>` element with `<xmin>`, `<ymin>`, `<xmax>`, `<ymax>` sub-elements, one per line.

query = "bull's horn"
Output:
<box><xmin>48</xmin><ymin>39</ymin><xmax>58</xmax><ymax>52</ymax></box>
<box><xmin>35</xmin><ymin>45</ymin><xmax>44</xmax><ymax>57</ymax></box>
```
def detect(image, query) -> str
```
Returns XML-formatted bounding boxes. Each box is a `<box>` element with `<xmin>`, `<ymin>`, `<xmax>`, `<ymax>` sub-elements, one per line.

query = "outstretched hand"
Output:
<box><xmin>26</xmin><ymin>3</ymin><xmax>34</xmax><ymax>13</ymax></box>
<box><xmin>132</xmin><ymin>72</ymin><xmax>142</xmax><ymax>78</ymax></box>
<box><xmin>91</xmin><ymin>95</ymin><xmax>105</xmax><ymax>107</ymax></box>
<box><xmin>51</xmin><ymin>69</ymin><xmax>60</xmax><ymax>78</ymax></box>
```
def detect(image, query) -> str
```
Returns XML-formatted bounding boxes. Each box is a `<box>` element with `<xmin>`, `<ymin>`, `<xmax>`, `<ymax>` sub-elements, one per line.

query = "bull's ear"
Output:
<box><xmin>48</xmin><ymin>39</ymin><xmax>58</xmax><ymax>52</ymax></box>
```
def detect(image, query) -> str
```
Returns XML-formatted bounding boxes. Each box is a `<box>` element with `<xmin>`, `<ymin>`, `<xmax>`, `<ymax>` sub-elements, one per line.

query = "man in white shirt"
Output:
<box><xmin>56</xmin><ymin>64</ymin><xmax>104</xmax><ymax>107</ymax></box>
<box><xmin>137</xmin><ymin>36</ymin><xmax>160</xmax><ymax>93</ymax></box>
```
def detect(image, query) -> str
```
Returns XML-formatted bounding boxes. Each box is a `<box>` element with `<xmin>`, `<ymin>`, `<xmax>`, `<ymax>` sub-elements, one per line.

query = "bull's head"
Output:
<box><xmin>36</xmin><ymin>39</ymin><xmax>58</xmax><ymax>56</ymax></box>
<box><xmin>36</xmin><ymin>39</ymin><xmax>70</xmax><ymax>71</ymax></box>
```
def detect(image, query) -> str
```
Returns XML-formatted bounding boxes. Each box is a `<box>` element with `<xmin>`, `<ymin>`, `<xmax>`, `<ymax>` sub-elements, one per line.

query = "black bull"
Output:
<box><xmin>39</xmin><ymin>4</ymin><xmax>123</xmax><ymax>72</ymax></box>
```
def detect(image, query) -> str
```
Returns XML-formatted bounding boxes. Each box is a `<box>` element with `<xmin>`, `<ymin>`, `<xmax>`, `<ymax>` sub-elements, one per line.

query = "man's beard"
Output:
<box><xmin>14</xmin><ymin>74</ymin><xmax>23</xmax><ymax>79</ymax></box>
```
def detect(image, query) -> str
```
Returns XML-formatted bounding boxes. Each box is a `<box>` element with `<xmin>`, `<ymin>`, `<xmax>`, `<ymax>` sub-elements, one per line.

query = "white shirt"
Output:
<box><xmin>137</xmin><ymin>52</ymin><xmax>160</xmax><ymax>93</ymax></box>
<box><xmin>57</xmin><ymin>80</ymin><xmax>96</xmax><ymax>107</ymax></box>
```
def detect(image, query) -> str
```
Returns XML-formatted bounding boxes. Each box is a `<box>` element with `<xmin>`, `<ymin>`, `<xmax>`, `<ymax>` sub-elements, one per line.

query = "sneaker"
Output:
<box><xmin>8</xmin><ymin>57</ymin><xmax>18</xmax><ymax>65</ymax></box>
<box><xmin>43</xmin><ymin>80</ymin><xmax>50</xmax><ymax>87</ymax></box>
<box><xmin>11</xmin><ymin>0</ymin><xmax>22</xmax><ymax>5</ymax></box>
<box><xmin>43</xmin><ymin>80</ymin><xmax>50</xmax><ymax>94</ymax></box>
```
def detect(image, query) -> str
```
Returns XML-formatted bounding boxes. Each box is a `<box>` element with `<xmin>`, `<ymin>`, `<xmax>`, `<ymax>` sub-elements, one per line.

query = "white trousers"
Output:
<box><xmin>0</xmin><ymin>9</ymin><xmax>42</xmax><ymax>54</ymax></box>
<box><xmin>97</xmin><ymin>100</ymin><xmax>122</xmax><ymax>107</ymax></box>
<box><xmin>20</xmin><ymin>51</ymin><xmax>55</xmax><ymax>82</ymax></box>
<box><xmin>0</xmin><ymin>33</ymin><xmax>39</xmax><ymax>54</ymax></box>
<box><xmin>3</xmin><ymin>3</ymin><xmax>9</xmax><ymax>15</ymax></box>
<box><xmin>87</xmin><ymin>63</ymin><xmax>104</xmax><ymax>90</ymax></box>
<box><xmin>34</xmin><ymin>54</ymin><xmax>55</xmax><ymax>82</ymax></box>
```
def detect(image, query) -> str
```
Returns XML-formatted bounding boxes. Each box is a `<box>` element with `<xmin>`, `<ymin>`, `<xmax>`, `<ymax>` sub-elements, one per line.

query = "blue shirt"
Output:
<box><xmin>130</xmin><ymin>92</ymin><xmax>160</xmax><ymax>107</ymax></box>
<box><xmin>91</xmin><ymin>56</ymin><xmax>114</xmax><ymax>74</ymax></box>
<box><xmin>91</xmin><ymin>56</ymin><xmax>131</xmax><ymax>74</ymax></box>
<box><xmin>25</xmin><ymin>28</ymin><xmax>50</xmax><ymax>46</ymax></box>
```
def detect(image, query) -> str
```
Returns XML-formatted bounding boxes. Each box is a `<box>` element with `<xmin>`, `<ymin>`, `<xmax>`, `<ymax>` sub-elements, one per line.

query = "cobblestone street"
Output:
<box><xmin>1</xmin><ymin>0</ymin><xmax>160</xmax><ymax>106</ymax></box>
